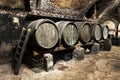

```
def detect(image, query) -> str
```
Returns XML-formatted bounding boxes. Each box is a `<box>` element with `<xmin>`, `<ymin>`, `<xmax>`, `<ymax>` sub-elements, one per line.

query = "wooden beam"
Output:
<box><xmin>98</xmin><ymin>0</ymin><xmax>120</xmax><ymax>21</ymax></box>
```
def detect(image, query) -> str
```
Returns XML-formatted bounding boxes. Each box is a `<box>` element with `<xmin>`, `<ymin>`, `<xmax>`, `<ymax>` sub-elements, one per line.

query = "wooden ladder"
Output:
<box><xmin>13</xmin><ymin>27</ymin><xmax>31</xmax><ymax>75</ymax></box>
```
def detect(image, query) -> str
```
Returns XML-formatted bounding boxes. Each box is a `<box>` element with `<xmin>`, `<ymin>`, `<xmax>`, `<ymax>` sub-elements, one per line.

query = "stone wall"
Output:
<box><xmin>29</xmin><ymin>0</ymin><xmax>98</xmax><ymax>20</ymax></box>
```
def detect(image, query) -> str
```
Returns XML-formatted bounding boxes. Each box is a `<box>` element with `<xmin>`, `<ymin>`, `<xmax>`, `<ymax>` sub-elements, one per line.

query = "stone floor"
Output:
<box><xmin>0</xmin><ymin>46</ymin><xmax>120</xmax><ymax>80</ymax></box>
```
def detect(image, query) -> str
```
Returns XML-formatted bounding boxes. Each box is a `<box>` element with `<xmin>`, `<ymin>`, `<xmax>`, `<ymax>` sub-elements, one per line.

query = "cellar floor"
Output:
<box><xmin>0</xmin><ymin>46</ymin><xmax>120</xmax><ymax>80</ymax></box>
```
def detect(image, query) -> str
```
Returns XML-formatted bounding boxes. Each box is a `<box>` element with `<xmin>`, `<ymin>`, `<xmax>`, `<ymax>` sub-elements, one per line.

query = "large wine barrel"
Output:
<box><xmin>56</xmin><ymin>21</ymin><xmax>79</xmax><ymax>46</ymax></box>
<box><xmin>103</xmin><ymin>20</ymin><xmax>120</xmax><ymax>37</ymax></box>
<box><xmin>118</xmin><ymin>24</ymin><xmax>120</xmax><ymax>37</ymax></box>
<box><xmin>75</xmin><ymin>22</ymin><xmax>91</xmax><ymax>44</ymax></box>
<box><xmin>102</xmin><ymin>25</ymin><xmax>109</xmax><ymax>40</ymax></box>
<box><xmin>103</xmin><ymin>20</ymin><xmax>116</xmax><ymax>36</ymax></box>
<box><xmin>91</xmin><ymin>23</ymin><xmax>103</xmax><ymax>41</ymax></box>
<box><xmin>28</xmin><ymin>19</ymin><xmax>59</xmax><ymax>49</ymax></box>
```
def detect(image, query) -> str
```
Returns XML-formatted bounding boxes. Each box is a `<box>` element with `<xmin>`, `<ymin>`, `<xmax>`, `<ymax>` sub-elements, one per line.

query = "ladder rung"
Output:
<box><xmin>19</xmin><ymin>42</ymin><xmax>23</xmax><ymax>47</ymax></box>
<box><xmin>17</xmin><ymin>47</ymin><xmax>22</xmax><ymax>53</ymax></box>
<box><xmin>21</xmin><ymin>36</ymin><xmax>25</xmax><ymax>41</ymax></box>
<box><xmin>15</xmin><ymin>58</ymin><xmax>19</xmax><ymax>62</ymax></box>
<box><xmin>18</xmin><ymin>46</ymin><xmax>22</xmax><ymax>49</ymax></box>
<box><xmin>18</xmin><ymin>28</ymin><xmax>26</xmax><ymax>40</ymax></box>
<box><xmin>22</xmin><ymin>31</ymin><xmax>27</xmax><ymax>35</ymax></box>
<box><xmin>19</xmin><ymin>40</ymin><xmax>24</xmax><ymax>43</ymax></box>
<box><xmin>22</xmin><ymin>27</ymin><xmax>27</xmax><ymax>33</ymax></box>
<box><xmin>15</xmin><ymin>53</ymin><xmax>20</xmax><ymax>58</ymax></box>
<box><xmin>21</xmin><ymin>35</ymin><xmax>26</xmax><ymax>38</ymax></box>
<box><xmin>16</xmin><ymin>52</ymin><xmax>20</xmax><ymax>55</ymax></box>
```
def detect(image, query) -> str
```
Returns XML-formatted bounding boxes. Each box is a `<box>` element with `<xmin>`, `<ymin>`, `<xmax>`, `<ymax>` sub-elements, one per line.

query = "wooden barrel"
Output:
<box><xmin>91</xmin><ymin>23</ymin><xmax>103</xmax><ymax>41</ymax></box>
<box><xmin>56</xmin><ymin>21</ymin><xmax>79</xmax><ymax>46</ymax></box>
<box><xmin>103</xmin><ymin>20</ymin><xmax>116</xmax><ymax>36</ymax></box>
<box><xmin>28</xmin><ymin>19</ymin><xmax>59</xmax><ymax>49</ymax></box>
<box><xmin>118</xmin><ymin>24</ymin><xmax>120</xmax><ymax>37</ymax></box>
<box><xmin>75</xmin><ymin>22</ymin><xmax>91</xmax><ymax>44</ymax></box>
<box><xmin>103</xmin><ymin>20</ymin><xmax>120</xmax><ymax>38</ymax></box>
<box><xmin>102</xmin><ymin>25</ymin><xmax>109</xmax><ymax>39</ymax></box>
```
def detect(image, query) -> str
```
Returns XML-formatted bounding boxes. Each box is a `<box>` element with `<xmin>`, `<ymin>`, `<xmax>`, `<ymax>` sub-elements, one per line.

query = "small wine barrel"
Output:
<box><xmin>28</xmin><ymin>19</ymin><xmax>59</xmax><ymax>49</ymax></box>
<box><xmin>102</xmin><ymin>25</ymin><xmax>109</xmax><ymax>39</ymax></box>
<box><xmin>91</xmin><ymin>23</ymin><xmax>103</xmax><ymax>41</ymax></box>
<box><xmin>56</xmin><ymin>21</ymin><xmax>79</xmax><ymax>46</ymax></box>
<box><xmin>75</xmin><ymin>22</ymin><xmax>91</xmax><ymax>44</ymax></box>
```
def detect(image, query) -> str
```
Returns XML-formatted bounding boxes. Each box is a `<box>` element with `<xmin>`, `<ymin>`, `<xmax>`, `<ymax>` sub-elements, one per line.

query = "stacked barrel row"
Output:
<box><xmin>28</xmin><ymin>19</ymin><xmax>109</xmax><ymax>50</ymax></box>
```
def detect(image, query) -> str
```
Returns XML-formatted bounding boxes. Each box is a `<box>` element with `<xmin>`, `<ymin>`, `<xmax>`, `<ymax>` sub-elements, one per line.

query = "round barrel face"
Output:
<box><xmin>94</xmin><ymin>24</ymin><xmax>102</xmax><ymax>41</ymax></box>
<box><xmin>63</xmin><ymin>24</ymin><xmax>79</xmax><ymax>46</ymax></box>
<box><xmin>35</xmin><ymin>22</ymin><xmax>59</xmax><ymax>49</ymax></box>
<box><xmin>80</xmin><ymin>24</ymin><xmax>91</xmax><ymax>43</ymax></box>
<box><xmin>103</xmin><ymin>26</ymin><xmax>109</xmax><ymax>39</ymax></box>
